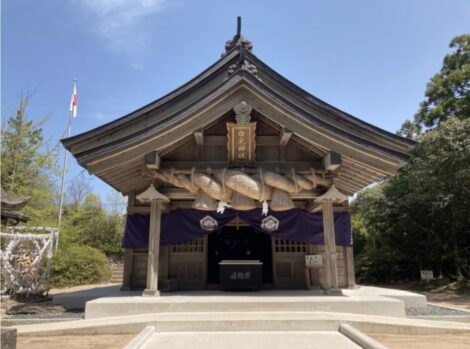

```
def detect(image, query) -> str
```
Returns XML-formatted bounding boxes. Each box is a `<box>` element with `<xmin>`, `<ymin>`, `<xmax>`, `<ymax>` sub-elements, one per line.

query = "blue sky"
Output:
<box><xmin>2</xmin><ymin>0</ymin><xmax>469</xmax><ymax>205</ymax></box>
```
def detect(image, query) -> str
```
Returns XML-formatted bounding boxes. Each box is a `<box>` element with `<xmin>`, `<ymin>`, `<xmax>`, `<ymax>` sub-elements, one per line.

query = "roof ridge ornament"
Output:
<box><xmin>224</xmin><ymin>16</ymin><xmax>253</xmax><ymax>54</ymax></box>
<box><xmin>227</xmin><ymin>60</ymin><xmax>258</xmax><ymax>77</ymax></box>
<box><xmin>223</xmin><ymin>18</ymin><xmax>260</xmax><ymax>81</ymax></box>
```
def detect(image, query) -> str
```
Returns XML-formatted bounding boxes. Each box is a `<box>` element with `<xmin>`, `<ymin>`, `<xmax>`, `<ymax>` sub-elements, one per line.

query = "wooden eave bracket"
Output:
<box><xmin>145</xmin><ymin>151</ymin><xmax>161</xmax><ymax>170</ymax></box>
<box><xmin>322</xmin><ymin>151</ymin><xmax>342</xmax><ymax>172</ymax></box>
<box><xmin>194</xmin><ymin>130</ymin><xmax>204</xmax><ymax>146</ymax></box>
<box><xmin>279</xmin><ymin>128</ymin><xmax>293</xmax><ymax>146</ymax></box>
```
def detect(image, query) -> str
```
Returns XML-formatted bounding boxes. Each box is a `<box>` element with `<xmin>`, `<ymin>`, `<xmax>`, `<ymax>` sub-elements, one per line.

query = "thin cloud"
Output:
<box><xmin>94</xmin><ymin>111</ymin><xmax>109</xmax><ymax>121</ymax></box>
<box><xmin>76</xmin><ymin>0</ymin><xmax>166</xmax><ymax>53</ymax></box>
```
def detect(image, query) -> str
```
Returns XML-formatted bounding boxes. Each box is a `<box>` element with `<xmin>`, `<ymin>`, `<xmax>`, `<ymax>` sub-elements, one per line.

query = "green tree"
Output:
<box><xmin>1</xmin><ymin>94</ymin><xmax>58</xmax><ymax>223</ymax></box>
<box><xmin>397</xmin><ymin>120</ymin><xmax>421</xmax><ymax>140</ymax></box>
<box><xmin>400</xmin><ymin>118</ymin><xmax>470</xmax><ymax>278</ymax></box>
<box><xmin>359</xmin><ymin>34</ymin><xmax>470</xmax><ymax>284</ymax></box>
<box><xmin>62</xmin><ymin>193</ymin><xmax>125</xmax><ymax>255</ymax></box>
<box><xmin>354</xmin><ymin>118</ymin><xmax>470</xmax><ymax>282</ymax></box>
<box><xmin>398</xmin><ymin>34</ymin><xmax>470</xmax><ymax>138</ymax></box>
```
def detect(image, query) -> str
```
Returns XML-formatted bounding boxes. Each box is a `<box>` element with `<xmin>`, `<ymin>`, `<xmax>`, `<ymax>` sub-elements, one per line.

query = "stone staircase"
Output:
<box><xmin>16</xmin><ymin>288</ymin><xmax>470</xmax><ymax>349</ymax></box>
<box><xmin>109</xmin><ymin>262</ymin><xmax>124</xmax><ymax>284</ymax></box>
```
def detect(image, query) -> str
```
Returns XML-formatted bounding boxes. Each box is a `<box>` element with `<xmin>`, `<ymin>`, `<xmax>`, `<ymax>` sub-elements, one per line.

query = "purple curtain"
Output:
<box><xmin>122</xmin><ymin>208</ymin><xmax>352</xmax><ymax>248</ymax></box>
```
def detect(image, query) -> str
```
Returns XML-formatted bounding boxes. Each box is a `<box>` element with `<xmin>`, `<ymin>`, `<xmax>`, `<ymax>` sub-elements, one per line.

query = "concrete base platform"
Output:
<box><xmin>13</xmin><ymin>287</ymin><xmax>467</xmax><ymax>349</ymax></box>
<box><xmin>343</xmin><ymin>286</ymin><xmax>427</xmax><ymax>309</ymax></box>
<box><xmin>14</xmin><ymin>311</ymin><xmax>470</xmax><ymax>337</ymax></box>
<box><xmin>84</xmin><ymin>287</ymin><xmax>426</xmax><ymax>319</ymax></box>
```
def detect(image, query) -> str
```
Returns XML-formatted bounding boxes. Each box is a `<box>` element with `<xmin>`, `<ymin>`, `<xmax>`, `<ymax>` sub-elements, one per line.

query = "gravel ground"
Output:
<box><xmin>5</xmin><ymin>306</ymin><xmax>470</xmax><ymax>318</ymax></box>
<box><xmin>17</xmin><ymin>334</ymin><xmax>136</xmax><ymax>349</ymax></box>
<box><xmin>407</xmin><ymin>304</ymin><xmax>470</xmax><ymax>316</ymax></box>
<box><xmin>3</xmin><ymin>309</ymin><xmax>84</xmax><ymax>319</ymax></box>
<box><xmin>6</xmin><ymin>305</ymin><xmax>469</xmax><ymax>318</ymax></box>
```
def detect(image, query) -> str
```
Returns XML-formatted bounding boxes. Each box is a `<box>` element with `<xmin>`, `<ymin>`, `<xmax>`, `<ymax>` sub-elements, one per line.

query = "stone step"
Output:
<box><xmin>133</xmin><ymin>331</ymin><xmax>363</xmax><ymax>349</ymax></box>
<box><xmin>85</xmin><ymin>293</ymin><xmax>406</xmax><ymax>319</ymax></box>
<box><xmin>152</xmin><ymin>315</ymin><xmax>340</xmax><ymax>332</ymax></box>
<box><xmin>109</xmin><ymin>264</ymin><xmax>124</xmax><ymax>284</ymax></box>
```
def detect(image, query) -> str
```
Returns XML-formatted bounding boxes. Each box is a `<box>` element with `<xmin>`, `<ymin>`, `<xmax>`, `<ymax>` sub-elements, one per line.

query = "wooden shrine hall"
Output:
<box><xmin>62</xmin><ymin>21</ymin><xmax>414</xmax><ymax>295</ymax></box>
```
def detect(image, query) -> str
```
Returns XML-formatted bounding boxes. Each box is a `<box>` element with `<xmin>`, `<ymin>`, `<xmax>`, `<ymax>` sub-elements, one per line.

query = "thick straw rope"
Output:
<box><xmin>291</xmin><ymin>168</ymin><xmax>299</xmax><ymax>194</ymax></box>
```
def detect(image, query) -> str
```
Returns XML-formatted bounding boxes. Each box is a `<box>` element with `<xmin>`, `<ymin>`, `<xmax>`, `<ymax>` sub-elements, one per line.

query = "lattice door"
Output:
<box><xmin>169</xmin><ymin>237</ymin><xmax>206</xmax><ymax>289</ymax></box>
<box><xmin>271</xmin><ymin>237</ymin><xmax>306</xmax><ymax>289</ymax></box>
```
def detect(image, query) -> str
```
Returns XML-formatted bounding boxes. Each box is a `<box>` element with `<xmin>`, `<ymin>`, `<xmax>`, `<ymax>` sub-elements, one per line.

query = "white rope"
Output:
<box><xmin>291</xmin><ymin>168</ymin><xmax>299</xmax><ymax>194</ymax></box>
<box><xmin>259</xmin><ymin>168</ymin><xmax>268</xmax><ymax>215</ymax></box>
<box><xmin>259</xmin><ymin>168</ymin><xmax>265</xmax><ymax>201</ymax></box>
<box><xmin>169</xmin><ymin>168</ymin><xmax>175</xmax><ymax>184</ymax></box>
<box><xmin>191</xmin><ymin>167</ymin><xmax>195</xmax><ymax>189</ymax></box>
<box><xmin>217</xmin><ymin>168</ymin><xmax>231</xmax><ymax>213</ymax></box>
<box><xmin>311</xmin><ymin>168</ymin><xmax>317</xmax><ymax>187</ymax></box>
<box><xmin>222</xmin><ymin>167</ymin><xmax>227</xmax><ymax>197</ymax></box>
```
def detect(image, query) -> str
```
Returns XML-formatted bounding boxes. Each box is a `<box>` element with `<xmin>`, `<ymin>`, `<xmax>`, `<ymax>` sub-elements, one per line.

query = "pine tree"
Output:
<box><xmin>1</xmin><ymin>94</ymin><xmax>58</xmax><ymax>223</ymax></box>
<box><xmin>398</xmin><ymin>34</ymin><xmax>470</xmax><ymax>138</ymax></box>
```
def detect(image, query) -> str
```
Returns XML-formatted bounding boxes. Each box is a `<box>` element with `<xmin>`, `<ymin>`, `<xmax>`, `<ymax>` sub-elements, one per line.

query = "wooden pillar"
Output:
<box><xmin>322</xmin><ymin>199</ymin><xmax>339</xmax><ymax>292</ymax></box>
<box><xmin>143</xmin><ymin>199</ymin><xmax>163</xmax><ymax>296</ymax></box>
<box><xmin>345</xmin><ymin>246</ymin><xmax>356</xmax><ymax>288</ymax></box>
<box><xmin>315</xmin><ymin>184</ymin><xmax>347</xmax><ymax>294</ymax></box>
<box><xmin>136</xmin><ymin>184</ymin><xmax>169</xmax><ymax>297</ymax></box>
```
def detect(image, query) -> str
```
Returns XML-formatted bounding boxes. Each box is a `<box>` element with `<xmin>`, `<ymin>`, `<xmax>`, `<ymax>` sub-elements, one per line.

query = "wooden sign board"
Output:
<box><xmin>227</xmin><ymin>122</ymin><xmax>256</xmax><ymax>165</ymax></box>
<box><xmin>305</xmin><ymin>254</ymin><xmax>323</xmax><ymax>268</ymax></box>
<box><xmin>420</xmin><ymin>270</ymin><xmax>434</xmax><ymax>280</ymax></box>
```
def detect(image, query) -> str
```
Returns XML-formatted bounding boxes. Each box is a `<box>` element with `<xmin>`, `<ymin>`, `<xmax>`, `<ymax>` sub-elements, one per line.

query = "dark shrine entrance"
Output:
<box><xmin>207</xmin><ymin>225</ymin><xmax>273</xmax><ymax>287</ymax></box>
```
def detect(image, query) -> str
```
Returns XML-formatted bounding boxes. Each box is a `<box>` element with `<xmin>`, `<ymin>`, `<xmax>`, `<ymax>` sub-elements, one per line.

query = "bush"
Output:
<box><xmin>50</xmin><ymin>244</ymin><xmax>111</xmax><ymax>287</ymax></box>
<box><xmin>355</xmin><ymin>249</ymin><xmax>415</xmax><ymax>284</ymax></box>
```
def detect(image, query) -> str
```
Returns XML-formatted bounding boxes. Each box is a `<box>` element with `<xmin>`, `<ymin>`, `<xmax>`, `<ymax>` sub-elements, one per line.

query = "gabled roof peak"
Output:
<box><xmin>222</xmin><ymin>18</ymin><xmax>259</xmax><ymax>80</ymax></box>
<box><xmin>224</xmin><ymin>16</ymin><xmax>253</xmax><ymax>54</ymax></box>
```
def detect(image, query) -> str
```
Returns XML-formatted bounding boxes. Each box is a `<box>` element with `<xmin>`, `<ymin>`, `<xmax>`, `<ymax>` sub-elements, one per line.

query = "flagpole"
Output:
<box><xmin>56</xmin><ymin>79</ymin><xmax>76</xmax><ymax>250</ymax></box>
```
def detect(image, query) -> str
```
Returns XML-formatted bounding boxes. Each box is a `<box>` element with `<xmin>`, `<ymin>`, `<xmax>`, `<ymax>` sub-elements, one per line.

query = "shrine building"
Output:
<box><xmin>62</xmin><ymin>22</ymin><xmax>414</xmax><ymax>295</ymax></box>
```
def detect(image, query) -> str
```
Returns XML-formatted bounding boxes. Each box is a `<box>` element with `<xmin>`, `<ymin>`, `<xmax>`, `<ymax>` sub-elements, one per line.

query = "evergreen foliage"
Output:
<box><xmin>354</xmin><ymin>118</ymin><xmax>470</xmax><ymax>282</ymax></box>
<box><xmin>1</xmin><ymin>95</ymin><xmax>125</xmax><ymax>288</ymax></box>
<box><xmin>356</xmin><ymin>34</ymin><xmax>470</xmax><ymax>284</ymax></box>
<box><xmin>1</xmin><ymin>94</ymin><xmax>58</xmax><ymax>224</ymax></box>
<box><xmin>398</xmin><ymin>34</ymin><xmax>470</xmax><ymax>138</ymax></box>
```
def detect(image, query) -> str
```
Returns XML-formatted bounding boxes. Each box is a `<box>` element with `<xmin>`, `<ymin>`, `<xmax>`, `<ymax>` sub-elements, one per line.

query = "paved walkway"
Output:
<box><xmin>138</xmin><ymin>331</ymin><xmax>362</xmax><ymax>349</ymax></box>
